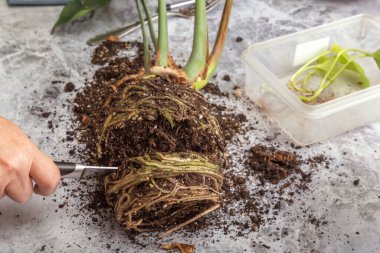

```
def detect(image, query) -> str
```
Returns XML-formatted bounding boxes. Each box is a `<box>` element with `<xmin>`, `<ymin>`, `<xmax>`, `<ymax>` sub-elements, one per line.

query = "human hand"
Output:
<box><xmin>0</xmin><ymin>116</ymin><xmax>60</xmax><ymax>203</ymax></box>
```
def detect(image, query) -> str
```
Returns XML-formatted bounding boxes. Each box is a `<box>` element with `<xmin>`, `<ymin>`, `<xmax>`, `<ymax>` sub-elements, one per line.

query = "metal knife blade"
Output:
<box><xmin>87</xmin><ymin>0</ymin><xmax>195</xmax><ymax>46</ymax></box>
<box><xmin>166</xmin><ymin>0</ymin><xmax>195</xmax><ymax>10</ymax></box>
<box><xmin>55</xmin><ymin>161</ymin><xmax>118</xmax><ymax>179</ymax></box>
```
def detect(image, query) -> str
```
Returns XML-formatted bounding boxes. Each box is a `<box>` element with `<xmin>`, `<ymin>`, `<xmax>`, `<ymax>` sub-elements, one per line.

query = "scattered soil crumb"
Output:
<box><xmin>202</xmin><ymin>83</ymin><xmax>225</xmax><ymax>96</ymax></box>
<box><xmin>42</xmin><ymin>112</ymin><xmax>51</xmax><ymax>118</ymax></box>
<box><xmin>64</xmin><ymin>82</ymin><xmax>75</xmax><ymax>92</ymax></box>
<box><xmin>223</xmin><ymin>74</ymin><xmax>231</xmax><ymax>82</ymax></box>
<box><xmin>246</xmin><ymin>145</ymin><xmax>306</xmax><ymax>185</ymax></box>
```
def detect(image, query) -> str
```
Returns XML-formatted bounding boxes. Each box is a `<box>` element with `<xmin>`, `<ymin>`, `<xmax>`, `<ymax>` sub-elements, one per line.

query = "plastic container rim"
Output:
<box><xmin>241</xmin><ymin>14</ymin><xmax>380</xmax><ymax>119</ymax></box>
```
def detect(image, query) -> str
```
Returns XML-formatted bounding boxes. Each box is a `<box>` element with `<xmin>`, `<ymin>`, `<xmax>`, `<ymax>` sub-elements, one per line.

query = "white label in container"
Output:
<box><xmin>293</xmin><ymin>37</ymin><xmax>330</xmax><ymax>66</ymax></box>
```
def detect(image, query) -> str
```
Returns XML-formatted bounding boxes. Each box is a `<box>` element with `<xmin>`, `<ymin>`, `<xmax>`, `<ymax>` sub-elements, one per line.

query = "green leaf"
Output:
<box><xmin>159</xmin><ymin>108</ymin><xmax>175</xmax><ymax>128</ymax></box>
<box><xmin>372</xmin><ymin>49</ymin><xmax>380</xmax><ymax>69</ymax></box>
<box><xmin>331</xmin><ymin>44</ymin><xmax>370</xmax><ymax>88</ymax></box>
<box><xmin>51</xmin><ymin>0</ymin><xmax>111</xmax><ymax>33</ymax></box>
<box><xmin>315</xmin><ymin>58</ymin><xmax>340</xmax><ymax>77</ymax></box>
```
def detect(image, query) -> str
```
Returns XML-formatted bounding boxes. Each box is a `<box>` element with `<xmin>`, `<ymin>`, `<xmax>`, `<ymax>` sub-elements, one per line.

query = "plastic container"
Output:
<box><xmin>241</xmin><ymin>14</ymin><xmax>380</xmax><ymax>145</ymax></box>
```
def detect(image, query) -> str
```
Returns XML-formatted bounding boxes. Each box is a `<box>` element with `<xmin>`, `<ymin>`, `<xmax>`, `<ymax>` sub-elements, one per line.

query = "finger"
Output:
<box><xmin>0</xmin><ymin>167</ymin><xmax>11</xmax><ymax>200</ymax></box>
<box><xmin>4</xmin><ymin>177</ymin><xmax>33</xmax><ymax>203</ymax></box>
<box><xmin>30</xmin><ymin>148</ymin><xmax>60</xmax><ymax>196</ymax></box>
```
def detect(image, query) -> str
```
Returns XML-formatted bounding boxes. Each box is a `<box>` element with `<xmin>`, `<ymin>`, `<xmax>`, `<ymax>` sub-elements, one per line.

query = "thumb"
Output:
<box><xmin>29</xmin><ymin>147</ymin><xmax>61</xmax><ymax>196</ymax></box>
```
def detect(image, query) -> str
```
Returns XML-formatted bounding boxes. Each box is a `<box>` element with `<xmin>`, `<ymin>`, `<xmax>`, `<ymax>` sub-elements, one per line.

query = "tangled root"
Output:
<box><xmin>104</xmin><ymin>152</ymin><xmax>223</xmax><ymax>237</ymax></box>
<box><xmin>96</xmin><ymin>75</ymin><xmax>225</xmax><ymax>165</ymax></box>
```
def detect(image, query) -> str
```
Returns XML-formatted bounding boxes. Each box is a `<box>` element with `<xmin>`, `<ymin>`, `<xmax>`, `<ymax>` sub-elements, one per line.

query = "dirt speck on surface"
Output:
<box><xmin>64</xmin><ymin>82</ymin><xmax>75</xmax><ymax>92</ymax></box>
<box><xmin>41</xmin><ymin>112</ymin><xmax>51</xmax><ymax>118</ymax></box>
<box><xmin>202</xmin><ymin>83</ymin><xmax>227</xmax><ymax>97</ymax></box>
<box><xmin>223</xmin><ymin>74</ymin><xmax>231</xmax><ymax>82</ymax></box>
<box><xmin>246</xmin><ymin>145</ymin><xmax>307</xmax><ymax>185</ymax></box>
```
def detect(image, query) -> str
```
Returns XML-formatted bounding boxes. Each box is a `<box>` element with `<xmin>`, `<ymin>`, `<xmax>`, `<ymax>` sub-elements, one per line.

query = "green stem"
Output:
<box><xmin>288</xmin><ymin>43</ymin><xmax>380</xmax><ymax>103</ymax></box>
<box><xmin>289</xmin><ymin>50</ymin><xmax>331</xmax><ymax>84</ymax></box>
<box><xmin>302</xmin><ymin>70</ymin><xmax>316</xmax><ymax>92</ymax></box>
<box><xmin>136</xmin><ymin>0</ymin><xmax>150</xmax><ymax>74</ymax></box>
<box><xmin>203</xmin><ymin>0</ymin><xmax>233</xmax><ymax>85</ymax></box>
<box><xmin>319</xmin><ymin>48</ymin><xmax>351</xmax><ymax>88</ymax></box>
<box><xmin>300</xmin><ymin>54</ymin><xmax>367</xmax><ymax>102</ymax></box>
<box><xmin>289</xmin><ymin>65</ymin><xmax>322</xmax><ymax>92</ymax></box>
<box><xmin>184</xmin><ymin>0</ymin><xmax>208</xmax><ymax>81</ymax></box>
<box><xmin>156</xmin><ymin>0</ymin><xmax>169</xmax><ymax>67</ymax></box>
<box><xmin>141</xmin><ymin>0</ymin><xmax>157</xmax><ymax>50</ymax></box>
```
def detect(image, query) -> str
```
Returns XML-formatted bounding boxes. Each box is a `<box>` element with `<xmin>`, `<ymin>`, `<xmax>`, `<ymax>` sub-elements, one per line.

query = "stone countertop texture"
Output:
<box><xmin>1</xmin><ymin>0</ymin><xmax>380</xmax><ymax>252</ymax></box>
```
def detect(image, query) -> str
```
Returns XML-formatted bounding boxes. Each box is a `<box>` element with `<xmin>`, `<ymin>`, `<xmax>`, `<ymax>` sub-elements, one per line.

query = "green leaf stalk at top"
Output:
<box><xmin>184</xmin><ymin>0</ymin><xmax>208</xmax><ymax>82</ymax></box>
<box><xmin>141</xmin><ymin>0</ymin><xmax>157</xmax><ymax>50</ymax></box>
<box><xmin>136</xmin><ymin>0</ymin><xmax>151</xmax><ymax>74</ymax></box>
<box><xmin>51</xmin><ymin>0</ymin><xmax>111</xmax><ymax>33</ymax></box>
<box><xmin>156</xmin><ymin>0</ymin><xmax>169</xmax><ymax>67</ymax></box>
<box><xmin>194</xmin><ymin>0</ymin><xmax>233</xmax><ymax>90</ymax></box>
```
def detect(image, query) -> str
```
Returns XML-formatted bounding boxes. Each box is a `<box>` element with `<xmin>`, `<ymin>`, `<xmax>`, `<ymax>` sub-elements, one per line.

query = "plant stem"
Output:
<box><xmin>136</xmin><ymin>0</ymin><xmax>151</xmax><ymax>74</ymax></box>
<box><xmin>300</xmin><ymin>53</ymin><xmax>367</xmax><ymax>102</ymax></box>
<box><xmin>289</xmin><ymin>46</ymin><xmax>375</xmax><ymax>102</ymax></box>
<box><xmin>289</xmin><ymin>51</ymin><xmax>331</xmax><ymax>85</ymax></box>
<box><xmin>156</xmin><ymin>0</ymin><xmax>169</xmax><ymax>67</ymax></box>
<box><xmin>184</xmin><ymin>0</ymin><xmax>208</xmax><ymax>81</ymax></box>
<box><xmin>202</xmin><ymin>0</ymin><xmax>233</xmax><ymax>86</ymax></box>
<box><xmin>141</xmin><ymin>0</ymin><xmax>157</xmax><ymax>50</ymax></box>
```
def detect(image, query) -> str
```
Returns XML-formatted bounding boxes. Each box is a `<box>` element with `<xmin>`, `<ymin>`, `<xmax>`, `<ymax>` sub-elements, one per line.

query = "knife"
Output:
<box><xmin>87</xmin><ymin>0</ymin><xmax>195</xmax><ymax>46</ymax></box>
<box><xmin>166</xmin><ymin>0</ymin><xmax>195</xmax><ymax>10</ymax></box>
<box><xmin>55</xmin><ymin>161</ymin><xmax>118</xmax><ymax>179</ymax></box>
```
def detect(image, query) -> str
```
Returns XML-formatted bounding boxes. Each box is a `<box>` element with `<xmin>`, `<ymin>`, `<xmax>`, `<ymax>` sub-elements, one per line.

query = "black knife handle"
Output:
<box><xmin>55</xmin><ymin>161</ymin><xmax>76</xmax><ymax>176</ymax></box>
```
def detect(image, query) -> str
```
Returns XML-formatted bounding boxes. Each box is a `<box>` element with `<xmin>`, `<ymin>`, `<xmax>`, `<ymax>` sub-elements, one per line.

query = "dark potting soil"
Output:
<box><xmin>73</xmin><ymin>41</ymin><xmax>145</xmax><ymax>165</ymax></box>
<box><xmin>73</xmin><ymin>40</ymin><xmax>226</xmax><ymax>236</ymax></box>
<box><xmin>210</xmin><ymin>103</ymin><xmax>247</xmax><ymax>141</ymax></box>
<box><xmin>94</xmin><ymin>76</ymin><xmax>225</xmax><ymax>167</ymax></box>
<box><xmin>201</xmin><ymin>83</ymin><xmax>228</xmax><ymax>97</ymax></box>
<box><xmin>246</xmin><ymin>145</ymin><xmax>306</xmax><ymax>185</ymax></box>
<box><xmin>64</xmin><ymin>82</ymin><xmax>75</xmax><ymax>92</ymax></box>
<box><xmin>62</xmin><ymin>40</ymin><xmax>329</xmax><ymax>247</ymax></box>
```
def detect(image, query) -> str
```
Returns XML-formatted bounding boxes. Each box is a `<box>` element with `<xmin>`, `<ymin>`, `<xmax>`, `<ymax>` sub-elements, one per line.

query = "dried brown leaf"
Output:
<box><xmin>160</xmin><ymin>242</ymin><xmax>195</xmax><ymax>253</ymax></box>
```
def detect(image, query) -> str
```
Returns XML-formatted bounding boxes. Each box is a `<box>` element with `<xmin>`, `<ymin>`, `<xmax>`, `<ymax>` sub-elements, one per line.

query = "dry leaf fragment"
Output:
<box><xmin>107</xmin><ymin>35</ymin><xmax>120</xmax><ymax>42</ymax></box>
<box><xmin>80</xmin><ymin>114</ymin><xmax>90</xmax><ymax>129</ymax></box>
<box><xmin>160</xmin><ymin>243</ymin><xmax>195</xmax><ymax>253</ymax></box>
<box><xmin>233</xmin><ymin>86</ymin><xmax>242</xmax><ymax>98</ymax></box>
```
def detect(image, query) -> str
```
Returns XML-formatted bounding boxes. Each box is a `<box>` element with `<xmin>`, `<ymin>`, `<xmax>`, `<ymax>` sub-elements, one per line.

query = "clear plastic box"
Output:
<box><xmin>241</xmin><ymin>14</ymin><xmax>380</xmax><ymax>145</ymax></box>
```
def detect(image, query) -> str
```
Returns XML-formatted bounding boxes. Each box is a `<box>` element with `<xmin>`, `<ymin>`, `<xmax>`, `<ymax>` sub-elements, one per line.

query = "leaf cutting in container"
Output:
<box><xmin>288</xmin><ymin>43</ymin><xmax>380</xmax><ymax>103</ymax></box>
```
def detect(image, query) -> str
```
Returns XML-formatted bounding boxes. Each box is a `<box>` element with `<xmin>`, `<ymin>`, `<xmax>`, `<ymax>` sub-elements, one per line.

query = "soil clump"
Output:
<box><xmin>73</xmin><ymin>40</ymin><xmax>225</xmax><ymax>235</ymax></box>
<box><xmin>65</xmin><ymin>40</ymin><xmax>321</xmax><ymax>245</ymax></box>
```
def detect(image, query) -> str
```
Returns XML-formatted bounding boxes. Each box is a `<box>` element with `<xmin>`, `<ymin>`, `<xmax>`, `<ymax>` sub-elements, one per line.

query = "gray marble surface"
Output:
<box><xmin>1</xmin><ymin>0</ymin><xmax>380</xmax><ymax>252</ymax></box>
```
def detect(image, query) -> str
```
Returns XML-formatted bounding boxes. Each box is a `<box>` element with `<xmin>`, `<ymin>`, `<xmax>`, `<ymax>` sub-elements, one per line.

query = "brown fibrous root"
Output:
<box><xmin>104</xmin><ymin>152</ymin><xmax>223</xmax><ymax>237</ymax></box>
